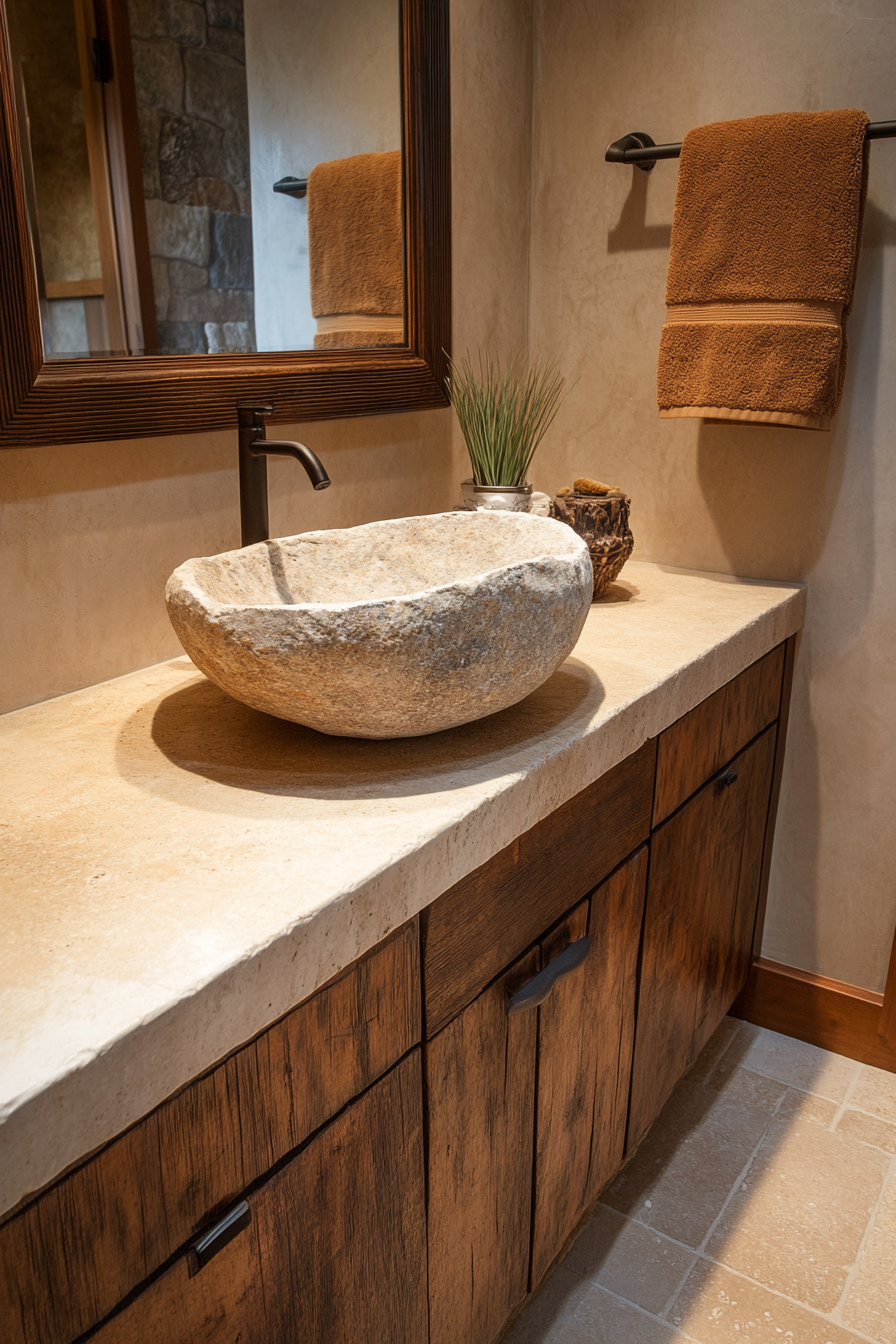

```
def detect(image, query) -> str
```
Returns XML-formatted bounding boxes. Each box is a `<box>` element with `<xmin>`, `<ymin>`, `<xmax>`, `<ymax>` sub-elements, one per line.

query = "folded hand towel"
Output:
<box><xmin>307</xmin><ymin>150</ymin><xmax>404</xmax><ymax>351</ymax></box>
<box><xmin>657</xmin><ymin>109</ymin><xmax>868</xmax><ymax>430</ymax></box>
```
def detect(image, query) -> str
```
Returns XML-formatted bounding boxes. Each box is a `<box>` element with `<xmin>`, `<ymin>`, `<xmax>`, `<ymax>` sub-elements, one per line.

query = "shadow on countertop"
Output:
<box><xmin>114</xmin><ymin>658</ymin><xmax>605</xmax><ymax>805</ymax></box>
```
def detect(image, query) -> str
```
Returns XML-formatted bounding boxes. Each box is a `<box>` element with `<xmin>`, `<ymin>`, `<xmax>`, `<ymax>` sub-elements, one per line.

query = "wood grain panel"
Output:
<box><xmin>426</xmin><ymin>951</ymin><xmax>539</xmax><ymax>1344</ymax></box>
<box><xmin>0</xmin><ymin>0</ymin><xmax>450</xmax><ymax>445</ymax></box>
<box><xmin>0</xmin><ymin>1113</ymin><xmax>168</xmax><ymax>1344</ymax></box>
<box><xmin>628</xmin><ymin>730</ymin><xmax>776</xmax><ymax>1153</ymax></box>
<box><xmin>422</xmin><ymin>740</ymin><xmax>656</xmax><ymax>1037</ymax></box>
<box><xmin>233</xmin><ymin>923</ymin><xmax>420</xmax><ymax>1187</ymax></box>
<box><xmin>531</xmin><ymin>849</ymin><xmax>646</xmax><ymax>1287</ymax></box>
<box><xmin>258</xmin><ymin>1052</ymin><xmax>427</xmax><ymax>1344</ymax></box>
<box><xmin>531</xmin><ymin>900</ymin><xmax>590</xmax><ymax>1287</ymax></box>
<box><xmin>653</xmin><ymin>645</ymin><xmax>784</xmax><ymax>825</ymax></box>
<box><xmin>733</xmin><ymin>958</ymin><xmax>896</xmax><ymax>1074</ymax></box>
<box><xmin>692</xmin><ymin>729</ymin><xmax>776</xmax><ymax>1053</ymax></box>
<box><xmin>0</xmin><ymin>923</ymin><xmax>419</xmax><ymax>1344</ymax></box>
<box><xmin>750</xmin><ymin>634</ymin><xmax>797</xmax><ymax>957</ymax></box>
<box><xmin>91</xmin><ymin>1055</ymin><xmax>426</xmax><ymax>1344</ymax></box>
<box><xmin>86</xmin><ymin>1206</ymin><xmax>265</xmax><ymax>1344</ymax></box>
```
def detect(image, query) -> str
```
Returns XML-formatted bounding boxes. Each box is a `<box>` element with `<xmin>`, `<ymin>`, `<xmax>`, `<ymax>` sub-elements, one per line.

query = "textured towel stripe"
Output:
<box><xmin>659</xmin><ymin>405</ymin><xmax>832</xmax><ymax>430</ymax></box>
<box><xmin>316</xmin><ymin>313</ymin><xmax>404</xmax><ymax>334</ymax></box>
<box><xmin>665</xmin><ymin>301</ymin><xmax>842</xmax><ymax>326</ymax></box>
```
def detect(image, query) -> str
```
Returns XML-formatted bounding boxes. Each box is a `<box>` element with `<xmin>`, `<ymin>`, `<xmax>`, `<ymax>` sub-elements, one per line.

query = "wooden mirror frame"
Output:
<box><xmin>0</xmin><ymin>0</ymin><xmax>450</xmax><ymax>448</ymax></box>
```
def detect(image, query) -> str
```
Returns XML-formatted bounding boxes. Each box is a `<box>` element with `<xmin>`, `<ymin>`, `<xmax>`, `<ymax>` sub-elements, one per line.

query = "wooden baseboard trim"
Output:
<box><xmin>731</xmin><ymin>957</ymin><xmax>896</xmax><ymax>1073</ymax></box>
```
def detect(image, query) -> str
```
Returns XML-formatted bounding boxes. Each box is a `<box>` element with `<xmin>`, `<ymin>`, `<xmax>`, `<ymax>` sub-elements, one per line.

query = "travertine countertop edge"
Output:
<box><xmin>0</xmin><ymin>563</ymin><xmax>805</xmax><ymax>1215</ymax></box>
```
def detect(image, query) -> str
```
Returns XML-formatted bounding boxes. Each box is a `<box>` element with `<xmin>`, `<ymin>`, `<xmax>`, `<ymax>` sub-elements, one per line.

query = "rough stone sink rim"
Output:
<box><xmin>174</xmin><ymin>511</ymin><xmax>590</xmax><ymax>614</ymax></box>
<box><xmin>166</xmin><ymin>511</ymin><xmax>595</xmax><ymax>739</ymax></box>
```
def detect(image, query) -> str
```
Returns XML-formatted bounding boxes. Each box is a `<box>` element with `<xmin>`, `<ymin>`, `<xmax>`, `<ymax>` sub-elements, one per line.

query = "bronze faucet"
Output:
<box><xmin>237</xmin><ymin>402</ymin><xmax>330</xmax><ymax>547</ymax></box>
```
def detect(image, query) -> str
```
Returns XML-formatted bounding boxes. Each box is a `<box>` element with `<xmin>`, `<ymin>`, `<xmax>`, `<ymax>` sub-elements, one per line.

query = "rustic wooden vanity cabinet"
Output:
<box><xmin>0</xmin><ymin>639</ymin><xmax>793</xmax><ymax>1344</ymax></box>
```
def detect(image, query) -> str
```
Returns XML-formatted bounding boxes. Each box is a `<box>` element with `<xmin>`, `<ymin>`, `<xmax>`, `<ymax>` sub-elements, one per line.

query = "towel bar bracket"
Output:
<box><xmin>604</xmin><ymin>131</ymin><xmax>658</xmax><ymax>171</ymax></box>
<box><xmin>273</xmin><ymin>176</ymin><xmax>308</xmax><ymax>199</ymax></box>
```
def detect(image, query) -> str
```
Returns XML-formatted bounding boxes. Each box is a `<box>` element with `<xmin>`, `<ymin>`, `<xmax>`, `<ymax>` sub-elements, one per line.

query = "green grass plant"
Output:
<box><xmin>446</xmin><ymin>352</ymin><xmax>566</xmax><ymax>487</ymax></box>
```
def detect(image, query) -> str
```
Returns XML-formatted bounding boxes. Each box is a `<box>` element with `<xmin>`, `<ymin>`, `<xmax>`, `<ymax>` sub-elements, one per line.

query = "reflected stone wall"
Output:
<box><xmin>128</xmin><ymin>0</ymin><xmax>256</xmax><ymax>354</ymax></box>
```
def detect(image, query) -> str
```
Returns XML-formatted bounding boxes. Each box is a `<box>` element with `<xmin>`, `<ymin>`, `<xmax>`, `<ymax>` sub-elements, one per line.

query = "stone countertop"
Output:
<box><xmin>0</xmin><ymin>562</ymin><xmax>805</xmax><ymax>1215</ymax></box>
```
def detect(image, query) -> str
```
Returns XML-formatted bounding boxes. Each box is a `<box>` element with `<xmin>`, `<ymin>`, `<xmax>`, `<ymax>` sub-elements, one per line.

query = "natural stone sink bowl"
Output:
<box><xmin>165</xmin><ymin>511</ymin><xmax>593</xmax><ymax>739</ymax></box>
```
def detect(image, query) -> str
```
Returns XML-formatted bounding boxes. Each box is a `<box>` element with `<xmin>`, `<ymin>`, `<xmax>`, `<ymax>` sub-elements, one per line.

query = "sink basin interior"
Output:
<box><xmin>189</xmin><ymin>512</ymin><xmax>583</xmax><ymax>607</ymax></box>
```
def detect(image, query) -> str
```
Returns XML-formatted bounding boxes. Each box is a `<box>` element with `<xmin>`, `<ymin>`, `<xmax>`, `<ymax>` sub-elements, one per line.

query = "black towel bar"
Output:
<box><xmin>606</xmin><ymin>121</ymin><xmax>896</xmax><ymax>170</ymax></box>
<box><xmin>273</xmin><ymin>176</ymin><xmax>308</xmax><ymax>198</ymax></box>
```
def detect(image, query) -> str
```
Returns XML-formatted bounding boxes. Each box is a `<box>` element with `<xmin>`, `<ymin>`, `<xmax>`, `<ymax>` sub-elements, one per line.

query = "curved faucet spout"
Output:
<box><xmin>249</xmin><ymin>440</ymin><xmax>331</xmax><ymax>492</ymax></box>
<box><xmin>236</xmin><ymin>402</ymin><xmax>331</xmax><ymax>547</ymax></box>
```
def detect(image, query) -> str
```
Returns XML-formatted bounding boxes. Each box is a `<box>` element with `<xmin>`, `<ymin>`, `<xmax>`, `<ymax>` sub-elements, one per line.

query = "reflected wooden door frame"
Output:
<box><xmin>0</xmin><ymin>0</ymin><xmax>450</xmax><ymax>447</ymax></box>
<box><xmin>69</xmin><ymin>0</ymin><xmax>156</xmax><ymax>357</ymax></box>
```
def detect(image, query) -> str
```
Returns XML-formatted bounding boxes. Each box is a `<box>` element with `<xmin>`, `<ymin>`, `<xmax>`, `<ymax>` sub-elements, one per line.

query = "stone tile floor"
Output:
<box><xmin>506</xmin><ymin>1018</ymin><xmax>896</xmax><ymax>1344</ymax></box>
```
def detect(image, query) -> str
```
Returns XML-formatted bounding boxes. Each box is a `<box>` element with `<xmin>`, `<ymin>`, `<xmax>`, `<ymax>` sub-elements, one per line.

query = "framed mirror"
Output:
<box><xmin>0</xmin><ymin>0</ymin><xmax>449</xmax><ymax>447</ymax></box>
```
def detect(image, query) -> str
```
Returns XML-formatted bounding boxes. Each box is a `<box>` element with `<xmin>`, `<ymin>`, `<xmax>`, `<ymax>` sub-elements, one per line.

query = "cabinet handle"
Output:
<box><xmin>507</xmin><ymin>937</ymin><xmax>592</xmax><ymax>1015</ymax></box>
<box><xmin>190</xmin><ymin>1201</ymin><xmax>251</xmax><ymax>1272</ymax></box>
<box><xmin>719</xmin><ymin>769</ymin><xmax>738</xmax><ymax>786</ymax></box>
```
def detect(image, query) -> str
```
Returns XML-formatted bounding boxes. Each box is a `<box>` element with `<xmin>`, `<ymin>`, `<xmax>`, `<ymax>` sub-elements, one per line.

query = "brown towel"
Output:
<box><xmin>307</xmin><ymin>150</ymin><xmax>404</xmax><ymax>350</ymax></box>
<box><xmin>657</xmin><ymin>109</ymin><xmax>868</xmax><ymax>431</ymax></box>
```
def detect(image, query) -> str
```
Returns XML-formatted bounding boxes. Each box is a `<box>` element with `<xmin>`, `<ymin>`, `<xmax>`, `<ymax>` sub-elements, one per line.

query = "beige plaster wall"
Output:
<box><xmin>529</xmin><ymin>0</ymin><xmax>896</xmax><ymax>991</ymax></box>
<box><xmin>13</xmin><ymin>0</ymin><xmax>887</xmax><ymax>998</ymax></box>
<box><xmin>0</xmin><ymin>0</ymin><xmax>531</xmax><ymax>716</ymax></box>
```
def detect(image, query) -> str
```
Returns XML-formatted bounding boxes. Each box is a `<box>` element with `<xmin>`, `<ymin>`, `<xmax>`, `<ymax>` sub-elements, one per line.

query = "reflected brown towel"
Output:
<box><xmin>657</xmin><ymin>109</ymin><xmax>868</xmax><ymax>430</ymax></box>
<box><xmin>307</xmin><ymin>150</ymin><xmax>404</xmax><ymax>350</ymax></box>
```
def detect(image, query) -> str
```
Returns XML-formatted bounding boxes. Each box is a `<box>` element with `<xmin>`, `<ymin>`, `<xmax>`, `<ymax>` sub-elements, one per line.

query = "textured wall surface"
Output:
<box><xmin>6</xmin><ymin>0</ymin><xmax>889</xmax><ymax>997</ymax></box>
<box><xmin>244</xmin><ymin>0</ymin><xmax>401</xmax><ymax>352</ymax></box>
<box><xmin>0</xmin><ymin>0</ymin><xmax>531</xmax><ymax>715</ymax></box>
<box><xmin>528</xmin><ymin>0</ymin><xmax>896</xmax><ymax>991</ymax></box>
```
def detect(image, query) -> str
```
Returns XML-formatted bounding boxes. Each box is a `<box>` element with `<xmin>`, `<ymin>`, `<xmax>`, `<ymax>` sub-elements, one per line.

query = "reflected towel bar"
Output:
<box><xmin>606</xmin><ymin>121</ymin><xmax>896</xmax><ymax>170</ymax></box>
<box><xmin>273</xmin><ymin>176</ymin><xmax>308</xmax><ymax>198</ymax></box>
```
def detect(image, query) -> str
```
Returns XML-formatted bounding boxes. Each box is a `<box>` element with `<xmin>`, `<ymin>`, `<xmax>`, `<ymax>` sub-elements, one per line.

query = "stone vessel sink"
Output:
<box><xmin>165</xmin><ymin>511</ymin><xmax>593</xmax><ymax>739</ymax></box>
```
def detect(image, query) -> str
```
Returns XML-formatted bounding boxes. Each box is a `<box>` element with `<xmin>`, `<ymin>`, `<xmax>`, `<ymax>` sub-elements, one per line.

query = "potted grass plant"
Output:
<box><xmin>446</xmin><ymin>352</ymin><xmax>567</xmax><ymax>512</ymax></box>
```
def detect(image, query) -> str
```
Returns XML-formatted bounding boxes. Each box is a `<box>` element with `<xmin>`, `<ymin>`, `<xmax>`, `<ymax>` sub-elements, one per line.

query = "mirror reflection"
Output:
<box><xmin>7</xmin><ymin>0</ymin><xmax>405</xmax><ymax>359</ymax></box>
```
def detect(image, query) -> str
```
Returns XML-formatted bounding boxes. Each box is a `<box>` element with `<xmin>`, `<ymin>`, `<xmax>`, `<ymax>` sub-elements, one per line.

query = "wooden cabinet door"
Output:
<box><xmin>426</xmin><ymin>950</ymin><xmax>539</xmax><ymax>1344</ymax></box>
<box><xmin>86</xmin><ymin>1212</ymin><xmax>265</xmax><ymax>1344</ymax></box>
<box><xmin>531</xmin><ymin>849</ymin><xmax>647</xmax><ymax>1286</ymax></box>
<box><xmin>0</xmin><ymin>923</ymin><xmax>420</xmax><ymax>1344</ymax></box>
<box><xmin>628</xmin><ymin>727</ymin><xmax>777</xmax><ymax>1151</ymax></box>
<box><xmin>90</xmin><ymin>1052</ymin><xmax>427</xmax><ymax>1344</ymax></box>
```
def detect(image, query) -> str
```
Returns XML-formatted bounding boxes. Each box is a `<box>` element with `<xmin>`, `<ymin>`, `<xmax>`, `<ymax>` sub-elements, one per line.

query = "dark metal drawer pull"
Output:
<box><xmin>719</xmin><ymin>769</ymin><xmax>738</xmax><ymax>786</ymax></box>
<box><xmin>507</xmin><ymin>937</ymin><xmax>592</xmax><ymax>1015</ymax></box>
<box><xmin>190</xmin><ymin>1201</ymin><xmax>251</xmax><ymax>1272</ymax></box>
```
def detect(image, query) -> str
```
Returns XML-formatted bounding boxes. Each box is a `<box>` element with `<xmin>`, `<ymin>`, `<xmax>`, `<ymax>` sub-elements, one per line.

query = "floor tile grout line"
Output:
<box><xmin>669</xmin><ymin>1247</ymin><xmax>889</xmax><ymax>1344</ymax></box>
<box><xmin>556</xmin><ymin>1243</ymin><xmax>883</xmax><ymax>1344</ymax></box>
<box><xmin>614</xmin><ymin>1030</ymin><xmax>812</xmax><ymax>1321</ymax></box>
<box><xmin>592</xmin><ymin>1201</ymin><xmax>707</xmax><ymax>1258</ymax></box>
<box><xmin>562</xmin><ymin>1028</ymin><xmax>895</xmax><ymax>1344</ymax></box>
<box><xmin>657</xmin><ymin>1066</ymin><xmax>880</xmax><ymax>1326</ymax></box>
<box><xmin>657</xmin><ymin>1249</ymin><xmax>700</xmax><ymax>1321</ymax></box>
<box><xmin>724</xmin><ymin>1020</ymin><xmax>869</xmax><ymax>1112</ymax></box>
<box><xmin>655</xmin><ymin>1096</ymin><xmax>783</xmax><ymax>1320</ymax></box>
<box><xmin>693</xmin><ymin>1109</ymin><xmax>776</xmax><ymax>1257</ymax></box>
<box><xmin>839</xmin><ymin>1104</ymin><xmax>896</xmax><ymax>1124</ymax></box>
<box><xmin>569</xmin><ymin>1203</ymin><xmax>703</xmax><ymax>1318</ymax></box>
<box><xmin>565</xmin><ymin>1214</ymin><xmax>887</xmax><ymax>1344</ymax></box>
<box><xmin>827</xmin><ymin>1148</ymin><xmax>896</xmax><ymax>1333</ymax></box>
<box><xmin>830</xmin><ymin>1062</ymin><xmax>865</xmax><ymax>1132</ymax></box>
<box><xmin>558</xmin><ymin>1269</ymin><xmax>701</xmax><ymax>1342</ymax></box>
